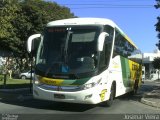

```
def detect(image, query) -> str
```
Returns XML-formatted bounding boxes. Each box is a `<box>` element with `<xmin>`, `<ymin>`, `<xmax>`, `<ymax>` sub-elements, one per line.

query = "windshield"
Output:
<box><xmin>36</xmin><ymin>26</ymin><xmax>101</xmax><ymax>78</ymax></box>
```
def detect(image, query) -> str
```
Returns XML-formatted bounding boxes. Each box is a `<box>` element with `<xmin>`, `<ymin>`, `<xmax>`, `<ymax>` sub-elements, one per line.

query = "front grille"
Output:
<box><xmin>39</xmin><ymin>84</ymin><xmax>81</xmax><ymax>92</ymax></box>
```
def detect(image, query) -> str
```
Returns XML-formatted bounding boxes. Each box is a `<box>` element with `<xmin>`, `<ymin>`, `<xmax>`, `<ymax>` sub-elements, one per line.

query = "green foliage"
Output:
<box><xmin>155</xmin><ymin>17</ymin><xmax>160</xmax><ymax>35</ymax></box>
<box><xmin>0</xmin><ymin>0</ymin><xmax>19</xmax><ymax>52</ymax></box>
<box><xmin>152</xmin><ymin>57</ymin><xmax>160</xmax><ymax>70</ymax></box>
<box><xmin>0</xmin><ymin>0</ymin><xmax>75</xmax><ymax>56</ymax></box>
<box><xmin>155</xmin><ymin>0</ymin><xmax>160</xmax><ymax>9</ymax></box>
<box><xmin>0</xmin><ymin>0</ymin><xmax>17</xmax><ymax>38</ymax></box>
<box><xmin>0</xmin><ymin>0</ymin><xmax>75</xmax><ymax>73</ymax></box>
<box><xmin>155</xmin><ymin>0</ymin><xmax>160</xmax><ymax>50</ymax></box>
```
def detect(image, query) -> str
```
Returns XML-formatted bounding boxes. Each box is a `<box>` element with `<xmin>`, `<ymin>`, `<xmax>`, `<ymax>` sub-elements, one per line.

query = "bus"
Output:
<box><xmin>27</xmin><ymin>18</ymin><xmax>142</xmax><ymax>106</ymax></box>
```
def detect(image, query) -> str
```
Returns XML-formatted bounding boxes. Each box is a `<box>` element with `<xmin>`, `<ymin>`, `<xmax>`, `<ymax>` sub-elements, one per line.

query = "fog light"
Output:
<box><xmin>84</xmin><ymin>94</ymin><xmax>92</xmax><ymax>100</ymax></box>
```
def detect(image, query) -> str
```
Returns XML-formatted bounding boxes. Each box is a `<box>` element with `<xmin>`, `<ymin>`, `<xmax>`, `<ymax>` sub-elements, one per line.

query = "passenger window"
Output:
<box><xmin>99</xmin><ymin>25</ymin><xmax>114</xmax><ymax>72</ymax></box>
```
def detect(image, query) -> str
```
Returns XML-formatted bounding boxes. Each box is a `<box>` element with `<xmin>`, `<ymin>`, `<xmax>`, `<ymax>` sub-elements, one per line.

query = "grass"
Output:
<box><xmin>0</xmin><ymin>78</ymin><xmax>31</xmax><ymax>89</ymax></box>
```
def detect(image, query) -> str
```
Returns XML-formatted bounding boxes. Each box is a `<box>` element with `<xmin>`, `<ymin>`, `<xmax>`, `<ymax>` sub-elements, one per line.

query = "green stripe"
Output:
<box><xmin>71</xmin><ymin>77</ymin><xmax>90</xmax><ymax>85</ymax></box>
<box><xmin>61</xmin><ymin>78</ymin><xmax>90</xmax><ymax>86</ymax></box>
<box><xmin>62</xmin><ymin>78</ymin><xmax>90</xmax><ymax>85</ymax></box>
<box><xmin>62</xmin><ymin>80</ymin><xmax>76</xmax><ymax>85</ymax></box>
<box><xmin>120</xmin><ymin>56</ymin><xmax>131</xmax><ymax>87</ymax></box>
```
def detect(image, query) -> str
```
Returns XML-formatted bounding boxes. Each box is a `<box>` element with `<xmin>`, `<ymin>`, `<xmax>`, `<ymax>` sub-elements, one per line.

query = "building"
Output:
<box><xmin>143</xmin><ymin>49</ymin><xmax>160</xmax><ymax>80</ymax></box>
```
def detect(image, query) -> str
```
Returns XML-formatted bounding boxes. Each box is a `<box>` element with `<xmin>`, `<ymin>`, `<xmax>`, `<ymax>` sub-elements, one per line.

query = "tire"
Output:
<box><xmin>130</xmin><ymin>79</ymin><xmax>139</xmax><ymax>95</ymax></box>
<box><xmin>101</xmin><ymin>83</ymin><xmax>116</xmax><ymax>107</ymax></box>
<box><xmin>133</xmin><ymin>87</ymin><xmax>138</xmax><ymax>94</ymax></box>
<box><xmin>21</xmin><ymin>75</ymin><xmax>26</xmax><ymax>80</ymax></box>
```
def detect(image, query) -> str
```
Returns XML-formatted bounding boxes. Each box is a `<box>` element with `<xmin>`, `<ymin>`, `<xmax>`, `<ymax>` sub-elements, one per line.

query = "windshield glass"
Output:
<box><xmin>36</xmin><ymin>26</ymin><xmax>101</xmax><ymax>78</ymax></box>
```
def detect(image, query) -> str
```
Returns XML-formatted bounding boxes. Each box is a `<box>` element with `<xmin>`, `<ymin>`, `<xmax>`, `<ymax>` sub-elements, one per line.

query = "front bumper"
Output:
<box><xmin>33</xmin><ymin>84</ymin><xmax>109</xmax><ymax>104</ymax></box>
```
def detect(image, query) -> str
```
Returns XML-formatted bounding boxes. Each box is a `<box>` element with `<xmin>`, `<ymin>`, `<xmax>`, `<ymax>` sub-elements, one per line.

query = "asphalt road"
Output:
<box><xmin>0</xmin><ymin>81</ymin><xmax>160</xmax><ymax>120</ymax></box>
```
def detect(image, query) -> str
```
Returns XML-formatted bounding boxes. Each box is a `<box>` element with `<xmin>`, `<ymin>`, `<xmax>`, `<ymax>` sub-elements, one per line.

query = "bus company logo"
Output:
<box><xmin>100</xmin><ymin>89</ymin><xmax>107</xmax><ymax>101</ymax></box>
<box><xmin>112</xmin><ymin>61</ymin><xmax>119</xmax><ymax>68</ymax></box>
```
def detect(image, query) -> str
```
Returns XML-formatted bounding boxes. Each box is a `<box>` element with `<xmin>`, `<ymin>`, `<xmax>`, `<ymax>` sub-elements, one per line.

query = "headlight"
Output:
<box><xmin>80</xmin><ymin>78</ymin><xmax>101</xmax><ymax>90</ymax></box>
<box><xmin>34</xmin><ymin>75</ymin><xmax>42</xmax><ymax>85</ymax></box>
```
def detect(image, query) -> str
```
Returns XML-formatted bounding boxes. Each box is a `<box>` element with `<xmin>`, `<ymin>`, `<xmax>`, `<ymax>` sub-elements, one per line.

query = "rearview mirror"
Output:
<box><xmin>27</xmin><ymin>34</ymin><xmax>41</xmax><ymax>53</ymax></box>
<box><xmin>98</xmin><ymin>32</ymin><xmax>109</xmax><ymax>51</ymax></box>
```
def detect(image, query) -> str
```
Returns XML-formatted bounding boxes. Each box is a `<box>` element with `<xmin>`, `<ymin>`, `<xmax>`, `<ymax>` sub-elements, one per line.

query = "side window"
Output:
<box><xmin>104</xmin><ymin>25</ymin><xmax>114</xmax><ymax>42</ymax></box>
<box><xmin>129</xmin><ymin>49</ymin><xmax>142</xmax><ymax>63</ymax></box>
<box><xmin>114</xmin><ymin>29</ymin><xmax>137</xmax><ymax>58</ymax></box>
<box><xmin>113</xmin><ymin>29</ymin><xmax>142</xmax><ymax>63</ymax></box>
<box><xmin>104</xmin><ymin>25</ymin><xmax>114</xmax><ymax>65</ymax></box>
<box><xmin>114</xmin><ymin>30</ymin><xmax>125</xmax><ymax>57</ymax></box>
<box><xmin>99</xmin><ymin>48</ymin><xmax>106</xmax><ymax>70</ymax></box>
<box><xmin>99</xmin><ymin>25</ymin><xmax>114</xmax><ymax>71</ymax></box>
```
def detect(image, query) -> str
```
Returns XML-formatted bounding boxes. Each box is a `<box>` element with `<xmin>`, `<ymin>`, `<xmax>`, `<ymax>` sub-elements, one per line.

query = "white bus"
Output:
<box><xmin>27</xmin><ymin>18</ymin><xmax>142</xmax><ymax>106</ymax></box>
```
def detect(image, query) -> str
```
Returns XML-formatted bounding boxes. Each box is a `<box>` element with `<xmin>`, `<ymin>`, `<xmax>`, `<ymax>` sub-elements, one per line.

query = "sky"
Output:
<box><xmin>47</xmin><ymin>0</ymin><xmax>160</xmax><ymax>53</ymax></box>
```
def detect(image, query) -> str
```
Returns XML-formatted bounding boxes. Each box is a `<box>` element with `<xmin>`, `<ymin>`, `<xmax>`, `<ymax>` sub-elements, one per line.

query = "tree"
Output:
<box><xmin>153</xmin><ymin>0</ymin><xmax>160</xmax><ymax>81</ymax></box>
<box><xmin>155</xmin><ymin>0</ymin><xmax>160</xmax><ymax>50</ymax></box>
<box><xmin>0</xmin><ymin>0</ymin><xmax>20</xmax><ymax>51</ymax></box>
<box><xmin>152</xmin><ymin>57</ymin><xmax>160</xmax><ymax>80</ymax></box>
<box><xmin>155</xmin><ymin>0</ymin><xmax>160</xmax><ymax>9</ymax></box>
<box><xmin>1</xmin><ymin>0</ymin><xmax>75</xmax><ymax>56</ymax></box>
<box><xmin>0</xmin><ymin>0</ymin><xmax>75</xmax><ymax>75</ymax></box>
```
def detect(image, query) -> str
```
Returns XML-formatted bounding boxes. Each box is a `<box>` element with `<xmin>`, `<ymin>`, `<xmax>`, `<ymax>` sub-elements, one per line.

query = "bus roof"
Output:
<box><xmin>47</xmin><ymin>18</ymin><xmax>138</xmax><ymax>49</ymax></box>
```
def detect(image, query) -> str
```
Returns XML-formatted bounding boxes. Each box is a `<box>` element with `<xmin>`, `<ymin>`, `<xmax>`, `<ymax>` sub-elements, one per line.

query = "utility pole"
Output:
<box><xmin>29</xmin><ymin>54</ymin><xmax>33</xmax><ymax>93</ymax></box>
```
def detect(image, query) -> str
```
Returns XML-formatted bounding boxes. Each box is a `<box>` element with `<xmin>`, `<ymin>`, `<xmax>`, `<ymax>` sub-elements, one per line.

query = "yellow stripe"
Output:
<box><xmin>116</xmin><ymin>27</ymin><xmax>138</xmax><ymax>49</ymax></box>
<box><xmin>38</xmin><ymin>76</ymin><xmax>64</xmax><ymax>86</ymax></box>
<box><xmin>124</xmin><ymin>35</ymin><xmax>138</xmax><ymax>49</ymax></box>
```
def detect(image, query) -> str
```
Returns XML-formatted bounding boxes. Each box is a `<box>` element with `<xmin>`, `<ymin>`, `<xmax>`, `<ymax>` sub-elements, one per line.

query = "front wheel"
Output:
<box><xmin>101</xmin><ymin>83</ymin><xmax>115</xmax><ymax>107</ymax></box>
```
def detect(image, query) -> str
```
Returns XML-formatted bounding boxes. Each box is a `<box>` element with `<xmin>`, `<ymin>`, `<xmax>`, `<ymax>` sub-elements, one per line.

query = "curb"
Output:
<box><xmin>0</xmin><ymin>94</ymin><xmax>33</xmax><ymax>102</ymax></box>
<box><xmin>141</xmin><ymin>98</ymin><xmax>160</xmax><ymax>108</ymax></box>
<box><xmin>0</xmin><ymin>88</ymin><xmax>33</xmax><ymax>102</ymax></box>
<box><xmin>0</xmin><ymin>88</ymin><xmax>31</xmax><ymax>92</ymax></box>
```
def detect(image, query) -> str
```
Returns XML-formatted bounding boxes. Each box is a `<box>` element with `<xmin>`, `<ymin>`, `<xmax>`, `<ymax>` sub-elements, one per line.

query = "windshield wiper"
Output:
<box><xmin>64</xmin><ymin>31</ymin><xmax>72</xmax><ymax>64</ymax></box>
<box><xmin>45</xmin><ymin>62</ymin><xmax>63</xmax><ymax>76</ymax></box>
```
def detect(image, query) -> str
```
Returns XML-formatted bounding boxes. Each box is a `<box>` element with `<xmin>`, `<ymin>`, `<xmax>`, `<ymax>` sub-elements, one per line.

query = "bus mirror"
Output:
<box><xmin>27</xmin><ymin>34</ymin><xmax>41</xmax><ymax>53</ymax></box>
<box><xmin>98</xmin><ymin>32</ymin><xmax>109</xmax><ymax>51</ymax></box>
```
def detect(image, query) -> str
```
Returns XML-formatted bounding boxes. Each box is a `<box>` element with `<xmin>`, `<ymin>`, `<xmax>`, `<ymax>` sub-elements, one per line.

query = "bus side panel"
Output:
<box><xmin>120</xmin><ymin>56</ymin><xmax>142</xmax><ymax>93</ymax></box>
<box><xmin>120</xmin><ymin>56</ymin><xmax>131</xmax><ymax>87</ymax></box>
<box><xmin>109</xmin><ymin>56</ymin><xmax>126</xmax><ymax>97</ymax></box>
<box><xmin>110</xmin><ymin>56</ymin><xmax>142</xmax><ymax>97</ymax></box>
<box><xmin>129</xmin><ymin>60</ymin><xmax>142</xmax><ymax>88</ymax></box>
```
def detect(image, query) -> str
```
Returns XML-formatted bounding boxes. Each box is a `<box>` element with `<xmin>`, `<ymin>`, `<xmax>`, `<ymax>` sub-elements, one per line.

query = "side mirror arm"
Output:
<box><xmin>27</xmin><ymin>34</ymin><xmax>41</xmax><ymax>53</ymax></box>
<box><xmin>98</xmin><ymin>32</ymin><xmax>109</xmax><ymax>51</ymax></box>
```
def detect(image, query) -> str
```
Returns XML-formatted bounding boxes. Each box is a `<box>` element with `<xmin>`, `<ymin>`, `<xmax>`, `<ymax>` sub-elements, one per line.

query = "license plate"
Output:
<box><xmin>54</xmin><ymin>94</ymin><xmax>65</xmax><ymax>99</ymax></box>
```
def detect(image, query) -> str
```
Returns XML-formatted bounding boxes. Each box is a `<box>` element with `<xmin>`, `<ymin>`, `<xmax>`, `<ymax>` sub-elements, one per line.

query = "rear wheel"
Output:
<box><xmin>130</xmin><ymin>79</ymin><xmax>139</xmax><ymax>95</ymax></box>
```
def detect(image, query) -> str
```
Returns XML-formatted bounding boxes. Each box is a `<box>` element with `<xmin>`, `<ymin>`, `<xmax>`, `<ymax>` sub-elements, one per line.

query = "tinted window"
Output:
<box><xmin>36</xmin><ymin>26</ymin><xmax>101</xmax><ymax>78</ymax></box>
<box><xmin>113</xmin><ymin>29</ymin><xmax>142</xmax><ymax>63</ymax></box>
<box><xmin>99</xmin><ymin>25</ymin><xmax>114</xmax><ymax>71</ymax></box>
